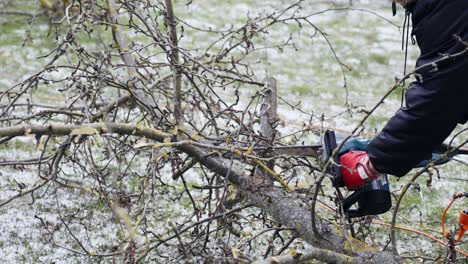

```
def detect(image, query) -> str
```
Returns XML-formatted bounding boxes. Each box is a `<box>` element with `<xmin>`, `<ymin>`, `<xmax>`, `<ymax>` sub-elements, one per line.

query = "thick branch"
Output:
<box><xmin>0</xmin><ymin>122</ymin><xmax>399</xmax><ymax>263</ymax></box>
<box><xmin>253</xmin><ymin>247</ymin><xmax>357</xmax><ymax>264</ymax></box>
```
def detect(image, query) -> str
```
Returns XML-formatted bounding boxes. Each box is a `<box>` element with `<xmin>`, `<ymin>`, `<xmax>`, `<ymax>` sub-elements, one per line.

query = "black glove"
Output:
<box><xmin>342</xmin><ymin>175</ymin><xmax>392</xmax><ymax>218</ymax></box>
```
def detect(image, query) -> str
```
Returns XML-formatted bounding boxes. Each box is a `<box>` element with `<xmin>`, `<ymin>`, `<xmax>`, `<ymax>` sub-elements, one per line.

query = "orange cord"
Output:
<box><xmin>441</xmin><ymin>197</ymin><xmax>457</xmax><ymax>241</ymax></box>
<box><xmin>316</xmin><ymin>201</ymin><xmax>468</xmax><ymax>258</ymax></box>
<box><xmin>441</xmin><ymin>192</ymin><xmax>467</xmax><ymax>243</ymax></box>
<box><xmin>373</xmin><ymin>221</ymin><xmax>468</xmax><ymax>258</ymax></box>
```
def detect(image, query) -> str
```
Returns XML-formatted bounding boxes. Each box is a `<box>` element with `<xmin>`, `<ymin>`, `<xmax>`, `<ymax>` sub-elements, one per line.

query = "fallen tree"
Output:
<box><xmin>2</xmin><ymin>0</ymin><xmax>466</xmax><ymax>263</ymax></box>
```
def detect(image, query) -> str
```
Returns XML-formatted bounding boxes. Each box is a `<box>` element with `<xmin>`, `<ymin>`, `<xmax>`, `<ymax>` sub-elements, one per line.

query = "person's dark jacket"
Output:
<box><xmin>368</xmin><ymin>0</ymin><xmax>468</xmax><ymax>176</ymax></box>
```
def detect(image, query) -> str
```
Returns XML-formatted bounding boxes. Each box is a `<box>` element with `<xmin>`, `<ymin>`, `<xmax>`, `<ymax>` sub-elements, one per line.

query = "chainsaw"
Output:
<box><xmin>235</xmin><ymin>132</ymin><xmax>468</xmax><ymax>218</ymax></box>
<box><xmin>321</xmin><ymin>130</ymin><xmax>468</xmax><ymax>218</ymax></box>
<box><xmin>322</xmin><ymin>130</ymin><xmax>391</xmax><ymax>218</ymax></box>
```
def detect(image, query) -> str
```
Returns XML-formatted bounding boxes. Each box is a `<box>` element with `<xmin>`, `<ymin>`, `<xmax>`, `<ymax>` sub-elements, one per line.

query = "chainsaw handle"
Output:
<box><xmin>342</xmin><ymin>190</ymin><xmax>362</xmax><ymax>213</ymax></box>
<box><xmin>342</xmin><ymin>175</ymin><xmax>392</xmax><ymax>218</ymax></box>
<box><xmin>342</xmin><ymin>189</ymin><xmax>393</xmax><ymax>218</ymax></box>
<box><xmin>344</xmin><ymin>189</ymin><xmax>392</xmax><ymax>218</ymax></box>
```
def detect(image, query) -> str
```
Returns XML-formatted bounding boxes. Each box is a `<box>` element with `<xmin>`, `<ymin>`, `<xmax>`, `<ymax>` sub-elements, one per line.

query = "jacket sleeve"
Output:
<box><xmin>368</xmin><ymin>64</ymin><xmax>468</xmax><ymax>176</ymax></box>
<box><xmin>367</xmin><ymin>0</ymin><xmax>468</xmax><ymax>177</ymax></box>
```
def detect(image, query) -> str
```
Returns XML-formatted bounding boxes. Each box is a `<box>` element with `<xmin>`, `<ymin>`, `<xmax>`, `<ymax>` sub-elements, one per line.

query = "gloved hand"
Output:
<box><xmin>337</xmin><ymin>137</ymin><xmax>451</xmax><ymax>171</ymax></box>
<box><xmin>339</xmin><ymin>151</ymin><xmax>392</xmax><ymax>217</ymax></box>
<box><xmin>343</xmin><ymin>174</ymin><xmax>392</xmax><ymax>218</ymax></box>
<box><xmin>339</xmin><ymin>151</ymin><xmax>382</xmax><ymax>190</ymax></box>
<box><xmin>323</xmin><ymin>131</ymin><xmax>392</xmax><ymax>217</ymax></box>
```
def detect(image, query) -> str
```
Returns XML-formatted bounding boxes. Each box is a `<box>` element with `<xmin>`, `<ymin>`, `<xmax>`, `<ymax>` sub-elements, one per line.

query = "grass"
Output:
<box><xmin>0</xmin><ymin>139</ymin><xmax>36</xmax><ymax>154</ymax></box>
<box><xmin>369</xmin><ymin>53</ymin><xmax>390</xmax><ymax>65</ymax></box>
<box><xmin>0</xmin><ymin>0</ymin><xmax>467</xmax><ymax>262</ymax></box>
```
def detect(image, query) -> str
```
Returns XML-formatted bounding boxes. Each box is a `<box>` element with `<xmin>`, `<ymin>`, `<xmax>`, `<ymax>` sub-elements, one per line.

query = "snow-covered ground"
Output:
<box><xmin>0</xmin><ymin>0</ymin><xmax>467</xmax><ymax>263</ymax></box>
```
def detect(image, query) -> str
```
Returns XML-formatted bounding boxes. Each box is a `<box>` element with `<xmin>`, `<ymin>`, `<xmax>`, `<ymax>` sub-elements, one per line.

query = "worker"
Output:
<box><xmin>340</xmin><ymin>0</ymin><xmax>468</xmax><ymax>190</ymax></box>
